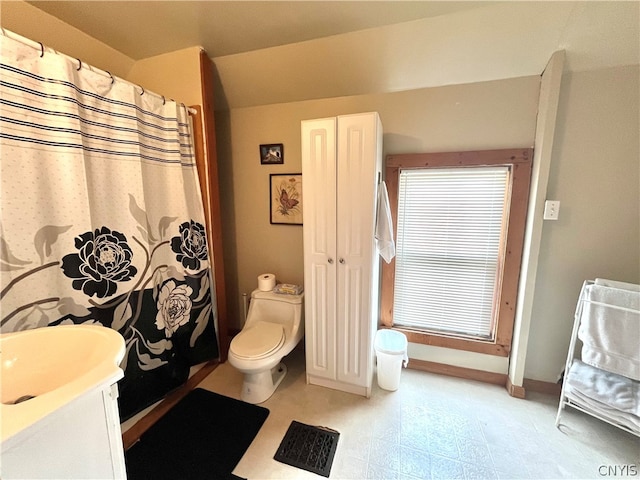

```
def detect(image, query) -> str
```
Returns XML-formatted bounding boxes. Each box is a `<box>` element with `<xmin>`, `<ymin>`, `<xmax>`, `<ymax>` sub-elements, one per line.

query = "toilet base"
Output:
<box><xmin>240</xmin><ymin>362</ymin><xmax>287</xmax><ymax>404</ymax></box>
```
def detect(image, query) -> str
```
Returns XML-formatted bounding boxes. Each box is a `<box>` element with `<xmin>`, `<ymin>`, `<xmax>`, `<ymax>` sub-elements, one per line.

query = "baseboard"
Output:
<box><xmin>506</xmin><ymin>377</ymin><xmax>526</xmax><ymax>399</ymax></box>
<box><xmin>406</xmin><ymin>358</ymin><xmax>567</xmax><ymax>401</ymax></box>
<box><xmin>407</xmin><ymin>358</ymin><xmax>508</xmax><ymax>386</ymax></box>
<box><xmin>523</xmin><ymin>377</ymin><xmax>562</xmax><ymax>396</ymax></box>
<box><xmin>307</xmin><ymin>374</ymin><xmax>370</xmax><ymax>398</ymax></box>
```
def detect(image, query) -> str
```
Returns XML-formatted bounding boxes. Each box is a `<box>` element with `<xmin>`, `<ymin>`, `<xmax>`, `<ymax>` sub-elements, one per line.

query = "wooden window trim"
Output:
<box><xmin>380</xmin><ymin>148</ymin><xmax>533</xmax><ymax>357</ymax></box>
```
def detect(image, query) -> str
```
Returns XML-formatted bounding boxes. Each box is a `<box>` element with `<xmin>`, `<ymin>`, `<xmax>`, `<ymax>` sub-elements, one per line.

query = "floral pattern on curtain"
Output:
<box><xmin>0</xmin><ymin>34</ymin><xmax>218</xmax><ymax>420</ymax></box>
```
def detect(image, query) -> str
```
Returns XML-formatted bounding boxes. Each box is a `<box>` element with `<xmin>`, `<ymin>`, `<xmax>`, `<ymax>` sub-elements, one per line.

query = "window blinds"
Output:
<box><xmin>393</xmin><ymin>166</ymin><xmax>510</xmax><ymax>339</ymax></box>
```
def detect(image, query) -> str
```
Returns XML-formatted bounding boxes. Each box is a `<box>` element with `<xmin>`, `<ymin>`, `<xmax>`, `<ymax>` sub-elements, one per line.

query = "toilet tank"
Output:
<box><xmin>248</xmin><ymin>289</ymin><xmax>303</xmax><ymax>327</ymax></box>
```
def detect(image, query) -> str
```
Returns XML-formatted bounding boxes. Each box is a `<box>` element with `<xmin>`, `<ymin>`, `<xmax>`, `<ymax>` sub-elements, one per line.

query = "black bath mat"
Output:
<box><xmin>125</xmin><ymin>388</ymin><xmax>269</xmax><ymax>480</ymax></box>
<box><xmin>274</xmin><ymin>420</ymin><xmax>340</xmax><ymax>477</ymax></box>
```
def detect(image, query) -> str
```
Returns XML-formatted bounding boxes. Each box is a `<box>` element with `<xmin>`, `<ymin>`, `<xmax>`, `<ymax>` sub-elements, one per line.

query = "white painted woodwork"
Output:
<box><xmin>1</xmin><ymin>384</ymin><xmax>126</xmax><ymax>479</ymax></box>
<box><xmin>302</xmin><ymin>112</ymin><xmax>382</xmax><ymax>397</ymax></box>
<box><xmin>302</xmin><ymin>117</ymin><xmax>337</xmax><ymax>381</ymax></box>
<box><xmin>509</xmin><ymin>50</ymin><xmax>565</xmax><ymax>390</ymax></box>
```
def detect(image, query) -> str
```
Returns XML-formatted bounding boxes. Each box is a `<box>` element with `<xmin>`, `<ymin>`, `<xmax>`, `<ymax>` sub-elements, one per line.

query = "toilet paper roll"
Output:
<box><xmin>257</xmin><ymin>273</ymin><xmax>276</xmax><ymax>291</ymax></box>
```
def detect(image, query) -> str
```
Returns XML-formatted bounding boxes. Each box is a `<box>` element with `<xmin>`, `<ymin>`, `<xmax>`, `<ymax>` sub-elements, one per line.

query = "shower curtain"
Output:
<box><xmin>0</xmin><ymin>33</ymin><xmax>219</xmax><ymax>419</ymax></box>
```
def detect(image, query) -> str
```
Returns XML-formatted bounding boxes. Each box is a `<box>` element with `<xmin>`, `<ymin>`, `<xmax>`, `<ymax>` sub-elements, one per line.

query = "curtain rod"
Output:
<box><xmin>0</xmin><ymin>28</ymin><xmax>197</xmax><ymax>116</ymax></box>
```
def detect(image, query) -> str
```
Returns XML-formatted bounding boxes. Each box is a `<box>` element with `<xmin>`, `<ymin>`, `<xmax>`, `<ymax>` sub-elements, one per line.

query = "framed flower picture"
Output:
<box><xmin>270</xmin><ymin>173</ymin><xmax>302</xmax><ymax>225</ymax></box>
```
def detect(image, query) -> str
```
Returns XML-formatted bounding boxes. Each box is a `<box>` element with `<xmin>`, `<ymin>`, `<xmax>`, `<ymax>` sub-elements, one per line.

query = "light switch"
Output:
<box><xmin>544</xmin><ymin>200</ymin><xmax>560</xmax><ymax>220</ymax></box>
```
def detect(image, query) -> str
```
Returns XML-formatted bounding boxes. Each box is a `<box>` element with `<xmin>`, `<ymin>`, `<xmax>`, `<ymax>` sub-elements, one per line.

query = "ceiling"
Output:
<box><xmin>19</xmin><ymin>1</ymin><xmax>640</xmax><ymax>109</ymax></box>
<box><xmin>27</xmin><ymin>1</ymin><xmax>496</xmax><ymax>60</ymax></box>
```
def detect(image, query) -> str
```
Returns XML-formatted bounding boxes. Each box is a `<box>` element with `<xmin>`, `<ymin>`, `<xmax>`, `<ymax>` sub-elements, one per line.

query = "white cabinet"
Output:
<box><xmin>1</xmin><ymin>384</ymin><xmax>126</xmax><ymax>479</ymax></box>
<box><xmin>301</xmin><ymin>112</ymin><xmax>382</xmax><ymax>397</ymax></box>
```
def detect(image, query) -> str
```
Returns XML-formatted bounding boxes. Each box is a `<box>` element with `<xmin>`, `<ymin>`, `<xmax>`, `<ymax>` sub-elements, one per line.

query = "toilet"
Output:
<box><xmin>228</xmin><ymin>289</ymin><xmax>304</xmax><ymax>404</ymax></box>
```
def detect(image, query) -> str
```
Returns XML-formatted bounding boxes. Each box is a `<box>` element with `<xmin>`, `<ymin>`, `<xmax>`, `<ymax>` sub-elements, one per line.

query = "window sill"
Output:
<box><xmin>382</xmin><ymin>325</ymin><xmax>510</xmax><ymax>357</ymax></box>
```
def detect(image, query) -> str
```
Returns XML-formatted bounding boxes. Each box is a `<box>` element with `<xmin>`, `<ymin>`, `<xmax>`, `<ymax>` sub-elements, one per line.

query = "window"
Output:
<box><xmin>394</xmin><ymin>166</ymin><xmax>509</xmax><ymax>339</ymax></box>
<box><xmin>380</xmin><ymin>149</ymin><xmax>533</xmax><ymax>357</ymax></box>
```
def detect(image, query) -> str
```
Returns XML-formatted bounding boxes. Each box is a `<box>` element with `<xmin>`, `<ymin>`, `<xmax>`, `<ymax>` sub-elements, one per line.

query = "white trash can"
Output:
<box><xmin>374</xmin><ymin>330</ymin><xmax>408</xmax><ymax>391</ymax></box>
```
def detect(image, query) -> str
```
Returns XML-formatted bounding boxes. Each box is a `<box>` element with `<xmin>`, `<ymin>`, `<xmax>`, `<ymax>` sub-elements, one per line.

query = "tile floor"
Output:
<box><xmin>197</xmin><ymin>348</ymin><xmax>639</xmax><ymax>479</ymax></box>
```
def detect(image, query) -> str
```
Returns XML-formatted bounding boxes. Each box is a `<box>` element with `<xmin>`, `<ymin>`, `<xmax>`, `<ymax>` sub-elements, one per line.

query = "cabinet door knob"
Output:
<box><xmin>339</xmin><ymin>258</ymin><xmax>345</xmax><ymax>264</ymax></box>
<box><xmin>328</xmin><ymin>258</ymin><xmax>334</xmax><ymax>264</ymax></box>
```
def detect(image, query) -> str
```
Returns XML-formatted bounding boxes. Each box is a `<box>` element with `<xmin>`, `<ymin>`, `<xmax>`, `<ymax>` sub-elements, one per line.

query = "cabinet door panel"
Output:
<box><xmin>302</xmin><ymin>118</ymin><xmax>337</xmax><ymax>380</ymax></box>
<box><xmin>309</xmin><ymin>263</ymin><xmax>331</xmax><ymax>371</ymax></box>
<box><xmin>337</xmin><ymin>265</ymin><xmax>363</xmax><ymax>383</ymax></box>
<box><xmin>336</xmin><ymin>114</ymin><xmax>378</xmax><ymax>386</ymax></box>
<box><xmin>337</xmin><ymin>114</ymin><xmax>377</xmax><ymax>263</ymax></box>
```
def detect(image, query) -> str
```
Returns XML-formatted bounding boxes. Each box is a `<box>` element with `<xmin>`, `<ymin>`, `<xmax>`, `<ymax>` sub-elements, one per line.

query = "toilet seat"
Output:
<box><xmin>231</xmin><ymin>321</ymin><xmax>284</xmax><ymax>359</ymax></box>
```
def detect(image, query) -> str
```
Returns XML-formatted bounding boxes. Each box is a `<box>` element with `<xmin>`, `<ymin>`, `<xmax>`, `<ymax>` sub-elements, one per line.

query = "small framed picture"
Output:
<box><xmin>260</xmin><ymin>143</ymin><xmax>284</xmax><ymax>165</ymax></box>
<box><xmin>270</xmin><ymin>173</ymin><xmax>302</xmax><ymax>225</ymax></box>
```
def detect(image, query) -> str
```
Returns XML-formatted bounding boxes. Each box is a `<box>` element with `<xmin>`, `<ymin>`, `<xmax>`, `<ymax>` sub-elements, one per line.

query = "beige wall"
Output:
<box><xmin>5</xmin><ymin>0</ymin><xmax>638</xmax><ymax>384</ymax></box>
<box><xmin>524</xmin><ymin>65</ymin><xmax>640</xmax><ymax>381</ymax></box>
<box><xmin>126</xmin><ymin>47</ymin><xmax>203</xmax><ymax>106</ymax></box>
<box><xmin>1</xmin><ymin>1</ymin><xmax>202</xmax><ymax>108</ymax></box>
<box><xmin>218</xmin><ymin>76</ymin><xmax>541</xmax><ymax>342</ymax></box>
<box><xmin>0</xmin><ymin>1</ymin><xmax>134</xmax><ymax>78</ymax></box>
<box><xmin>1</xmin><ymin>1</ymin><xmax>207</xmax><ymax>238</ymax></box>
<box><xmin>220</xmin><ymin>65</ymin><xmax>639</xmax><ymax>382</ymax></box>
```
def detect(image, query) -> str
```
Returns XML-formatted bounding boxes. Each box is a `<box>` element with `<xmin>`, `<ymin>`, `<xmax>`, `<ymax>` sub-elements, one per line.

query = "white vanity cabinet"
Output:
<box><xmin>301</xmin><ymin>112</ymin><xmax>383</xmax><ymax>397</ymax></box>
<box><xmin>1</xmin><ymin>383</ymin><xmax>126</xmax><ymax>479</ymax></box>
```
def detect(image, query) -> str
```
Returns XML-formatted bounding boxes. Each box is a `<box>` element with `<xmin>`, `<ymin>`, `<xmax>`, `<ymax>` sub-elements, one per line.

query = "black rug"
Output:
<box><xmin>274</xmin><ymin>421</ymin><xmax>340</xmax><ymax>477</ymax></box>
<box><xmin>125</xmin><ymin>388</ymin><xmax>269</xmax><ymax>480</ymax></box>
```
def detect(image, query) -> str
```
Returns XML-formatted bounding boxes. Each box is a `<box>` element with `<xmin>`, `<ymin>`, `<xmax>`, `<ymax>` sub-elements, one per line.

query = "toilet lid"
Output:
<box><xmin>231</xmin><ymin>321</ymin><xmax>284</xmax><ymax>359</ymax></box>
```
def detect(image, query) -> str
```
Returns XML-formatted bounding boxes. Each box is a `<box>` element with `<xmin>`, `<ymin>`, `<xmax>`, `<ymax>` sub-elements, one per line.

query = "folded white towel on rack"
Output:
<box><xmin>595</xmin><ymin>278</ymin><xmax>640</xmax><ymax>292</ymax></box>
<box><xmin>565</xmin><ymin>390</ymin><xmax>640</xmax><ymax>434</ymax></box>
<box><xmin>565</xmin><ymin>360</ymin><xmax>639</xmax><ymax>433</ymax></box>
<box><xmin>375</xmin><ymin>180</ymin><xmax>395</xmax><ymax>263</ymax></box>
<box><xmin>578</xmin><ymin>283</ymin><xmax>640</xmax><ymax>380</ymax></box>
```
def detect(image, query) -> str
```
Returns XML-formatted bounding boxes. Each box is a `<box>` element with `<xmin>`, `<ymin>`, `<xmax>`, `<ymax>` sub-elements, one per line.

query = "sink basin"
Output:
<box><xmin>1</xmin><ymin>325</ymin><xmax>125</xmax><ymax>442</ymax></box>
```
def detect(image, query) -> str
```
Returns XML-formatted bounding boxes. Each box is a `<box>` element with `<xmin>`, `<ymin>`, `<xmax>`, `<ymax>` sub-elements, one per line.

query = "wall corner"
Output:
<box><xmin>508</xmin><ymin>50</ymin><xmax>566</xmax><ymax>388</ymax></box>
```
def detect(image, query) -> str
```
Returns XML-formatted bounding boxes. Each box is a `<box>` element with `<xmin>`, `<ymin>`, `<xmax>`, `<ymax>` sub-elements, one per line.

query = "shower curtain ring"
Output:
<box><xmin>139</xmin><ymin>85</ymin><xmax>144</xmax><ymax>96</ymax></box>
<box><xmin>162</xmin><ymin>96</ymin><xmax>166</xmax><ymax>105</ymax></box>
<box><xmin>76</xmin><ymin>58</ymin><xmax>82</xmax><ymax>71</ymax></box>
<box><xmin>39</xmin><ymin>42</ymin><xmax>45</xmax><ymax>57</ymax></box>
<box><xmin>106</xmin><ymin>71</ymin><xmax>115</xmax><ymax>84</ymax></box>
